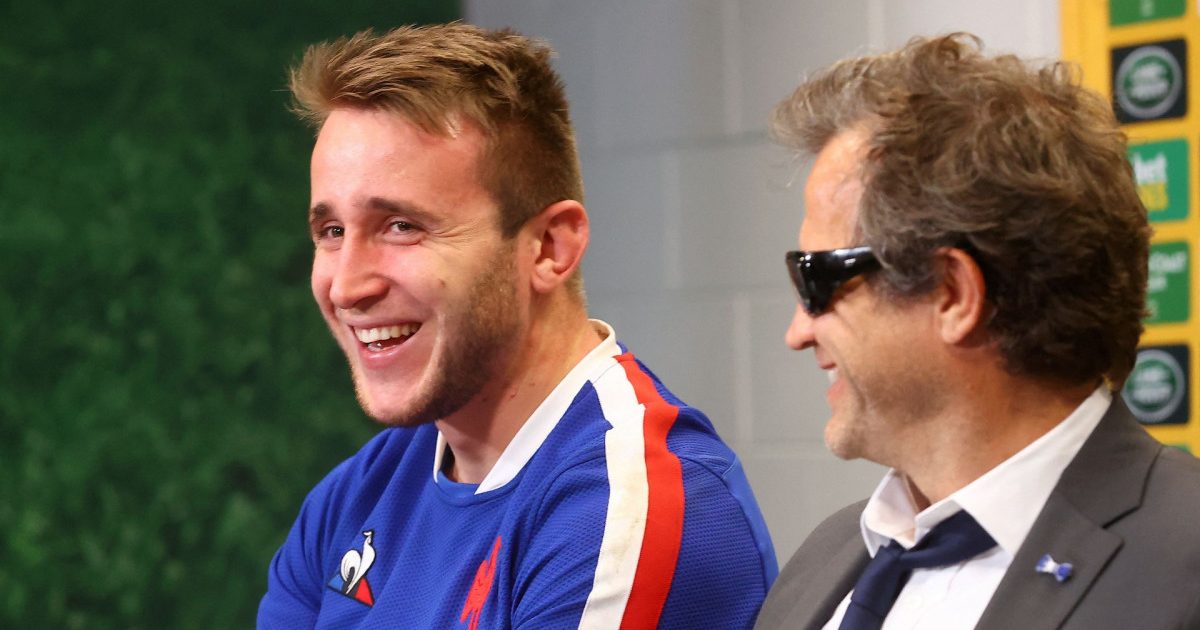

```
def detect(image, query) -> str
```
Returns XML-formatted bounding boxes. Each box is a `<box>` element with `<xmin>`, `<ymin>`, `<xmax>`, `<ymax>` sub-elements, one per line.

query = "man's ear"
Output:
<box><xmin>524</xmin><ymin>199</ymin><xmax>589</xmax><ymax>294</ymax></box>
<box><xmin>934</xmin><ymin>247</ymin><xmax>989</xmax><ymax>345</ymax></box>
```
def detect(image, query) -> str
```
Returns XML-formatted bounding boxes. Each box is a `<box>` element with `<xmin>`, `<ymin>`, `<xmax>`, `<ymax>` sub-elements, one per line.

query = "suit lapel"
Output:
<box><xmin>975</xmin><ymin>494</ymin><xmax>1121</xmax><ymax>629</ymax></box>
<box><xmin>781</xmin><ymin>533</ymin><xmax>869</xmax><ymax>630</ymax></box>
<box><xmin>976</xmin><ymin>397</ymin><xmax>1161</xmax><ymax>629</ymax></box>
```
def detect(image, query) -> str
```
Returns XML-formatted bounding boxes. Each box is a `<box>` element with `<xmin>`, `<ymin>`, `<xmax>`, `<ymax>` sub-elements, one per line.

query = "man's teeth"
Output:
<box><xmin>826</xmin><ymin>368</ymin><xmax>839</xmax><ymax>384</ymax></box>
<box><xmin>355</xmin><ymin>324</ymin><xmax>419</xmax><ymax>344</ymax></box>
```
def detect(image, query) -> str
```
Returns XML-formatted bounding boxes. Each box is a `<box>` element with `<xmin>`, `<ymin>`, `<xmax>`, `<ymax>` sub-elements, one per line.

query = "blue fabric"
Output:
<box><xmin>839</xmin><ymin>510</ymin><xmax>996</xmax><ymax>630</ymax></box>
<box><xmin>257</xmin><ymin>352</ymin><xmax>776</xmax><ymax>629</ymax></box>
<box><xmin>435</xmin><ymin>470</ymin><xmax>480</xmax><ymax>500</ymax></box>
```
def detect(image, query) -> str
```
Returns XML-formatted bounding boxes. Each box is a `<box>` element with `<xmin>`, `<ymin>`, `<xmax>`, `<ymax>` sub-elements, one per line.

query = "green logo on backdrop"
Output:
<box><xmin>1116</xmin><ymin>45</ymin><xmax>1183</xmax><ymax>119</ymax></box>
<box><xmin>1146</xmin><ymin>241</ymin><xmax>1189</xmax><ymax>323</ymax></box>
<box><xmin>1129</xmin><ymin>139</ymin><xmax>1189</xmax><ymax>222</ymax></box>
<box><xmin>1124</xmin><ymin>348</ymin><xmax>1188</xmax><ymax>424</ymax></box>
<box><xmin>1109</xmin><ymin>0</ymin><xmax>1185</xmax><ymax>25</ymax></box>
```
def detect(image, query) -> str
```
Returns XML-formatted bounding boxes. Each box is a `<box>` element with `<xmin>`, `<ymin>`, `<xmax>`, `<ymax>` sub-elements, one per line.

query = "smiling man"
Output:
<box><xmin>755</xmin><ymin>34</ymin><xmax>1200</xmax><ymax>629</ymax></box>
<box><xmin>257</xmin><ymin>24</ymin><xmax>776</xmax><ymax>629</ymax></box>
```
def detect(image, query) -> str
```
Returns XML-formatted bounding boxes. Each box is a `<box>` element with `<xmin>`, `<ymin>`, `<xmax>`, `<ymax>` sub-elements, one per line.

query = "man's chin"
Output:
<box><xmin>372</xmin><ymin>415</ymin><xmax>432</xmax><ymax>428</ymax></box>
<box><xmin>355</xmin><ymin>389</ymin><xmax>430</xmax><ymax>428</ymax></box>
<box><xmin>355</xmin><ymin>382</ymin><xmax>473</xmax><ymax>428</ymax></box>
<box><xmin>362</xmin><ymin>405</ymin><xmax>434</xmax><ymax>428</ymax></box>
<box><xmin>823</xmin><ymin>420</ymin><xmax>863</xmax><ymax>461</ymax></box>
<box><xmin>825</xmin><ymin>443</ymin><xmax>860</xmax><ymax>461</ymax></box>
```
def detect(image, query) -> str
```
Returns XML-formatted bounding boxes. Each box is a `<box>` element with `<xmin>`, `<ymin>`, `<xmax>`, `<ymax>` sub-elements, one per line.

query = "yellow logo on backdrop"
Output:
<box><xmin>1133</xmin><ymin>151</ymin><xmax>1170</xmax><ymax>211</ymax></box>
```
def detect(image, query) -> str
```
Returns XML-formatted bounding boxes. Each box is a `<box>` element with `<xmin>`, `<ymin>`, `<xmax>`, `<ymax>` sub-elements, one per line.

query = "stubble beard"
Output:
<box><xmin>824</xmin><ymin>390</ymin><xmax>869</xmax><ymax>461</ymax></box>
<box><xmin>824</xmin><ymin>358</ymin><xmax>943</xmax><ymax>466</ymax></box>
<box><xmin>353</xmin><ymin>244</ymin><xmax>521</xmax><ymax>427</ymax></box>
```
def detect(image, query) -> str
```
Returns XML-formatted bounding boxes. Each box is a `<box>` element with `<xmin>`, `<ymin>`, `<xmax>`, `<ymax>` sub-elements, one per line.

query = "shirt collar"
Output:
<box><xmin>860</xmin><ymin>386</ymin><xmax>1112</xmax><ymax>556</ymax></box>
<box><xmin>433</xmin><ymin>319</ymin><xmax>620</xmax><ymax>494</ymax></box>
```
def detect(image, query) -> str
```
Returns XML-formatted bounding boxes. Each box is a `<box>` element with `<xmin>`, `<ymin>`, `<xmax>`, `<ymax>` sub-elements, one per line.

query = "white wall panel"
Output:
<box><xmin>579</xmin><ymin>151</ymin><xmax>672</xmax><ymax>294</ymax></box>
<box><xmin>875</xmin><ymin>0</ymin><xmax>1060</xmax><ymax>57</ymax></box>
<box><xmin>591</xmin><ymin>0</ymin><xmax>731</xmax><ymax>149</ymax></box>
<box><xmin>748</xmin><ymin>292</ymin><xmax>832</xmax><ymax>445</ymax></box>
<box><xmin>674</xmin><ymin>142</ymin><xmax>805</xmax><ymax>290</ymax></box>
<box><xmin>731</xmin><ymin>0</ymin><xmax>874</xmax><ymax>134</ymax></box>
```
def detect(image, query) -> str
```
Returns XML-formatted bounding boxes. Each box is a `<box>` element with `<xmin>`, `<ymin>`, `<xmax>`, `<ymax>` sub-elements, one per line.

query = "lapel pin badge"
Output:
<box><xmin>1035</xmin><ymin>554</ymin><xmax>1073</xmax><ymax>583</ymax></box>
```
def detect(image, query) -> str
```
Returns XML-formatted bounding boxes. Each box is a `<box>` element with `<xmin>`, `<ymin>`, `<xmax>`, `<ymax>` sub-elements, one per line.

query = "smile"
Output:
<box><xmin>353</xmin><ymin>324</ymin><xmax>420</xmax><ymax>351</ymax></box>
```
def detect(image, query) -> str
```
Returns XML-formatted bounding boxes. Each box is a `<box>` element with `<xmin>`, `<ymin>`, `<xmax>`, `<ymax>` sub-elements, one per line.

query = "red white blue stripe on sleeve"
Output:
<box><xmin>579</xmin><ymin>352</ymin><xmax>685</xmax><ymax>629</ymax></box>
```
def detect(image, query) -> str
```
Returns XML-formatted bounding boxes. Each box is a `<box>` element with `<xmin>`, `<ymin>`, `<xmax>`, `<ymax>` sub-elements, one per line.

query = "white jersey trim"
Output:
<box><xmin>578</xmin><ymin>353</ymin><xmax>649</xmax><ymax>628</ymax></box>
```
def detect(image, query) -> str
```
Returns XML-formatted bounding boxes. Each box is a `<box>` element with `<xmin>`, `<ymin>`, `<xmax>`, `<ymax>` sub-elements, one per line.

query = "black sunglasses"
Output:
<box><xmin>785</xmin><ymin>246</ymin><xmax>881</xmax><ymax>315</ymax></box>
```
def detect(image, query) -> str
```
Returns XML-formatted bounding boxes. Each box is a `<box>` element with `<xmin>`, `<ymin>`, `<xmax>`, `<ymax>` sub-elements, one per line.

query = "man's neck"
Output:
<box><xmin>436</xmin><ymin>305</ymin><xmax>604</xmax><ymax>484</ymax></box>
<box><xmin>899</xmin><ymin>375</ymin><xmax>1098</xmax><ymax>510</ymax></box>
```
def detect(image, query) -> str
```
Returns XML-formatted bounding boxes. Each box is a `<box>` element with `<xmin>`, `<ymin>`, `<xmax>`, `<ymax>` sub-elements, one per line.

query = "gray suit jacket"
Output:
<box><xmin>755</xmin><ymin>398</ymin><xmax>1200</xmax><ymax>629</ymax></box>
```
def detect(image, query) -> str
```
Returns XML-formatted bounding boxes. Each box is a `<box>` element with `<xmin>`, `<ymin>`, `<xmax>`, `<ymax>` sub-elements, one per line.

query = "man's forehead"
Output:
<box><xmin>800</xmin><ymin>130</ymin><xmax>868</xmax><ymax>248</ymax></box>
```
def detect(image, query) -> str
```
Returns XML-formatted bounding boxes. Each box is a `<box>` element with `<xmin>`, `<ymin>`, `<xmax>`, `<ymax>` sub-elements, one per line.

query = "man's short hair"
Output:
<box><xmin>773</xmin><ymin>33</ymin><xmax>1151</xmax><ymax>388</ymax></box>
<box><xmin>289</xmin><ymin>23</ymin><xmax>586</xmax><ymax>292</ymax></box>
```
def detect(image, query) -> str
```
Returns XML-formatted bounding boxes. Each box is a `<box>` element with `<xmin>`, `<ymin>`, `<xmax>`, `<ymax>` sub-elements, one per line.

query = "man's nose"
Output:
<box><xmin>785</xmin><ymin>304</ymin><xmax>816</xmax><ymax>351</ymax></box>
<box><xmin>329</xmin><ymin>239</ymin><xmax>389</xmax><ymax>310</ymax></box>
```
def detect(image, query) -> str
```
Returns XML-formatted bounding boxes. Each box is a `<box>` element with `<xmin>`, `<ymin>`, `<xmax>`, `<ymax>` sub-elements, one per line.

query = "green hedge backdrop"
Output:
<box><xmin>0</xmin><ymin>2</ymin><xmax>459</xmax><ymax>627</ymax></box>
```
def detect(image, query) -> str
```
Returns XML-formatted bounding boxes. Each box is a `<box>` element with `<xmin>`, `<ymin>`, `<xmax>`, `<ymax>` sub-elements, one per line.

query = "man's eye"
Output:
<box><xmin>317</xmin><ymin>225</ymin><xmax>344</xmax><ymax>239</ymax></box>
<box><xmin>389</xmin><ymin>221</ymin><xmax>415</xmax><ymax>233</ymax></box>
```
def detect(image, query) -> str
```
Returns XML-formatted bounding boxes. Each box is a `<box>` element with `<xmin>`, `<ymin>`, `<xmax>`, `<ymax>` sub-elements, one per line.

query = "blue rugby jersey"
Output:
<box><xmin>258</xmin><ymin>322</ymin><xmax>778</xmax><ymax>629</ymax></box>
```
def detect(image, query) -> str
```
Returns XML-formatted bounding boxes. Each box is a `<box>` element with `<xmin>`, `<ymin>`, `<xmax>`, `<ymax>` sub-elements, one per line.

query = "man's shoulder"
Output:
<box><xmin>756</xmin><ymin>500</ymin><xmax>867</xmax><ymax>629</ymax></box>
<box><xmin>1151</xmin><ymin>443</ymin><xmax>1200</xmax><ymax>483</ymax></box>
<box><xmin>1130</xmin><ymin>444</ymin><xmax>1200</xmax><ymax>525</ymax></box>
<box><xmin>337</xmin><ymin>425</ymin><xmax>430</xmax><ymax>473</ymax></box>
<box><xmin>589</xmin><ymin>350</ymin><xmax>741</xmax><ymax>477</ymax></box>
<box><xmin>577</xmin><ymin>348</ymin><xmax>723</xmax><ymax>444</ymax></box>
<box><xmin>774</xmin><ymin>499</ymin><xmax>864</xmax><ymax>586</ymax></box>
<box><xmin>540</xmin><ymin>370</ymin><xmax>729</xmax><ymax>483</ymax></box>
<box><xmin>301</xmin><ymin>425</ymin><xmax>435</xmax><ymax>508</ymax></box>
<box><xmin>795</xmin><ymin>499</ymin><xmax>866</xmax><ymax>560</ymax></box>
<box><xmin>1025</xmin><ymin>440</ymin><xmax>1200</xmax><ymax>628</ymax></box>
<box><xmin>1063</xmin><ymin>400</ymin><xmax>1200</xmax><ymax>521</ymax></box>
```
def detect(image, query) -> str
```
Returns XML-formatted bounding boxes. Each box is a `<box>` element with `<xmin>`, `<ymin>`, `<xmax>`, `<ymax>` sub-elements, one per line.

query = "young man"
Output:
<box><xmin>258</xmin><ymin>24</ymin><xmax>776</xmax><ymax>629</ymax></box>
<box><xmin>756</xmin><ymin>34</ymin><xmax>1200</xmax><ymax>629</ymax></box>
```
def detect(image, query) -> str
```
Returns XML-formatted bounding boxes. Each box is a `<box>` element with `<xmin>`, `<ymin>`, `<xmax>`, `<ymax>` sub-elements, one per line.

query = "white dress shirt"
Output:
<box><xmin>822</xmin><ymin>387</ymin><xmax>1112</xmax><ymax>629</ymax></box>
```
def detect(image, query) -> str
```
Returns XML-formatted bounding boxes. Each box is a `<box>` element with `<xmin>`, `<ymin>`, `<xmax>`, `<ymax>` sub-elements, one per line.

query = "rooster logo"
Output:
<box><xmin>327</xmin><ymin>530</ymin><xmax>377</xmax><ymax>607</ymax></box>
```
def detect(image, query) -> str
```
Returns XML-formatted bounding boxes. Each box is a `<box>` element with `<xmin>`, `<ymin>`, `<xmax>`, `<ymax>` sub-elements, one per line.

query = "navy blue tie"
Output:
<box><xmin>839</xmin><ymin>510</ymin><xmax>997</xmax><ymax>630</ymax></box>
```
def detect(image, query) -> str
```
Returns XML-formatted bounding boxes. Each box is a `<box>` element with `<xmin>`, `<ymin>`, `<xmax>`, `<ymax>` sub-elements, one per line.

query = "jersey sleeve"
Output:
<box><xmin>256</xmin><ymin>465</ymin><xmax>344</xmax><ymax>630</ymax></box>
<box><xmin>256</xmin><ymin>429</ymin><xmax>400</xmax><ymax>630</ymax></box>
<box><xmin>510</xmin><ymin>450</ymin><xmax>775</xmax><ymax>630</ymax></box>
<box><xmin>657</xmin><ymin>454</ymin><xmax>776</xmax><ymax>628</ymax></box>
<box><xmin>508</xmin><ymin>456</ymin><xmax>613</xmax><ymax>629</ymax></box>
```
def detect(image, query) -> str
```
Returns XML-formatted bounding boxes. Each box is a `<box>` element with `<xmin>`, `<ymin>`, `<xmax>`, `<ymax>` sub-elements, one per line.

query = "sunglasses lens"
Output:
<box><xmin>806</xmin><ymin>292</ymin><xmax>826</xmax><ymax>315</ymax></box>
<box><xmin>787</xmin><ymin>247</ymin><xmax>878</xmax><ymax>316</ymax></box>
<box><xmin>787</xmin><ymin>252</ymin><xmax>825</xmax><ymax>315</ymax></box>
<box><xmin>803</xmin><ymin>271</ymin><xmax>829</xmax><ymax>316</ymax></box>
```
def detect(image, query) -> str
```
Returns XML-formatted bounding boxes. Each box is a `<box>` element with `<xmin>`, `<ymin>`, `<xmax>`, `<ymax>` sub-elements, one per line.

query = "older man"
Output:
<box><xmin>756</xmin><ymin>34</ymin><xmax>1200</xmax><ymax>629</ymax></box>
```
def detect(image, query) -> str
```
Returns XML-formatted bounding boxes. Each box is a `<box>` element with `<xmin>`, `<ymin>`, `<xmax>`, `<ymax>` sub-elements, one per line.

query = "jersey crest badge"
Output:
<box><xmin>460</xmin><ymin>536</ymin><xmax>502</xmax><ymax>629</ymax></box>
<box><xmin>327</xmin><ymin>530</ymin><xmax>377</xmax><ymax>607</ymax></box>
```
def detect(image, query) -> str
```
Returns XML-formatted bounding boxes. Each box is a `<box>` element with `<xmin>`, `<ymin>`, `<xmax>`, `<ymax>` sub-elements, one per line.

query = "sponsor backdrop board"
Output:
<box><xmin>1062</xmin><ymin>0</ymin><xmax>1200</xmax><ymax>453</ymax></box>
